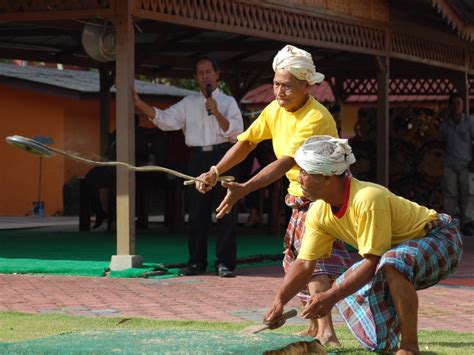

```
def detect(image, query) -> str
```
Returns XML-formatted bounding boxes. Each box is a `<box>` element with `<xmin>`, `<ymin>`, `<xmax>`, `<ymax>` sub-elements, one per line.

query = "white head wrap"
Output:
<box><xmin>294</xmin><ymin>135</ymin><xmax>356</xmax><ymax>176</ymax></box>
<box><xmin>272</xmin><ymin>45</ymin><xmax>324</xmax><ymax>85</ymax></box>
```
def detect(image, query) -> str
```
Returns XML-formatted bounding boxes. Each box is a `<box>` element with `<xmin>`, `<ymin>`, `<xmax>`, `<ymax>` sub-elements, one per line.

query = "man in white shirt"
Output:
<box><xmin>133</xmin><ymin>56</ymin><xmax>243</xmax><ymax>277</ymax></box>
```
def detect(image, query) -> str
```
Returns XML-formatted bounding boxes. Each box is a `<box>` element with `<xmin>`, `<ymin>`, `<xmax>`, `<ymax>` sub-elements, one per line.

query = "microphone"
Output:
<box><xmin>206</xmin><ymin>84</ymin><xmax>212</xmax><ymax>116</ymax></box>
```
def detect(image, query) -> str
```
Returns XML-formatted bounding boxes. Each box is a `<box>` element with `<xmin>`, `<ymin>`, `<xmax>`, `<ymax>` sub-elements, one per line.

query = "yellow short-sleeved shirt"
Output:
<box><xmin>298</xmin><ymin>177</ymin><xmax>438</xmax><ymax>260</ymax></box>
<box><xmin>237</xmin><ymin>97</ymin><xmax>338</xmax><ymax>197</ymax></box>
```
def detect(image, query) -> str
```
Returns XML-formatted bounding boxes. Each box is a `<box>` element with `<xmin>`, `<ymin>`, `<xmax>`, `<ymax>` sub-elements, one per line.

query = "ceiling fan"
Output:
<box><xmin>81</xmin><ymin>22</ymin><xmax>116</xmax><ymax>62</ymax></box>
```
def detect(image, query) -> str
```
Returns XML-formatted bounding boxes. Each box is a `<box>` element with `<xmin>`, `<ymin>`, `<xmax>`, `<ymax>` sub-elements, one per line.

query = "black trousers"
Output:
<box><xmin>84</xmin><ymin>166</ymin><xmax>115</xmax><ymax>217</ymax></box>
<box><xmin>186</xmin><ymin>146</ymin><xmax>239</xmax><ymax>271</ymax></box>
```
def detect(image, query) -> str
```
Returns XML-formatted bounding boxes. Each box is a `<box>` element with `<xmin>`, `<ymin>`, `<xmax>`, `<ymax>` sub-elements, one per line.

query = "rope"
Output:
<box><xmin>45</xmin><ymin>144</ymin><xmax>233</xmax><ymax>185</ymax></box>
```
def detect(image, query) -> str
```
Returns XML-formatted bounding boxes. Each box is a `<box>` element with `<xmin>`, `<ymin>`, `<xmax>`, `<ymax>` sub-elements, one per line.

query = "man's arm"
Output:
<box><xmin>328</xmin><ymin>253</ymin><xmax>379</xmax><ymax>300</ymax></box>
<box><xmin>215</xmin><ymin>155</ymin><xmax>295</xmax><ymax>218</ymax></box>
<box><xmin>132</xmin><ymin>87</ymin><xmax>155</xmax><ymax>119</ymax></box>
<box><xmin>241</xmin><ymin>155</ymin><xmax>295</xmax><ymax>193</ymax></box>
<box><xmin>206</xmin><ymin>98</ymin><xmax>229</xmax><ymax>132</ymax></box>
<box><xmin>264</xmin><ymin>259</ymin><xmax>316</xmax><ymax>327</ymax></box>
<box><xmin>195</xmin><ymin>140</ymin><xmax>256</xmax><ymax>192</ymax></box>
<box><xmin>300</xmin><ymin>254</ymin><xmax>380</xmax><ymax>319</ymax></box>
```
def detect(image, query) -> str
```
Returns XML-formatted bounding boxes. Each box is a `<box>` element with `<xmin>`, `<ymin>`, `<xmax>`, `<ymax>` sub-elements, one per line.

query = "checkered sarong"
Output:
<box><xmin>283</xmin><ymin>195</ymin><xmax>351</xmax><ymax>301</ymax></box>
<box><xmin>335</xmin><ymin>213</ymin><xmax>463</xmax><ymax>351</ymax></box>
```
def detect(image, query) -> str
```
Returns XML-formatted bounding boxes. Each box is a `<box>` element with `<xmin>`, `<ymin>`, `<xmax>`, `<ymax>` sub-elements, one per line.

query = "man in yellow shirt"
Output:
<box><xmin>264</xmin><ymin>135</ymin><xmax>463</xmax><ymax>354</ymax></box>
<box><xmin>196</xmin><ymin>45</ymin><xmax>351</xmax><ymax>345</ymax></box>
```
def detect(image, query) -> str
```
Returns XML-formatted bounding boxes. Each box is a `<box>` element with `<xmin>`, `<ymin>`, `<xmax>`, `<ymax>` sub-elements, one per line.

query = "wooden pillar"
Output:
<box><xmin>330</xmin><ymin>76</ymin><xmax>344</xmax><ymax>136</ymax></box>
<box><xmin>113</xmin><ymin>0</ymin><xmax>137</xmax><ymax>260</ymax></box>
<box><xmin>452</xmin><ymin>70</ymin><xmax>470</xmax><ymax>116</ymax></box>
<box><xmin>99</xmin><ymin>65</ymin><xmax>113</xmax><ymax>156</ymax></box>
<box><xmin>376</xmin><ymin>55</ymin><xmax>390</xmax><ymax>187</ymax></box>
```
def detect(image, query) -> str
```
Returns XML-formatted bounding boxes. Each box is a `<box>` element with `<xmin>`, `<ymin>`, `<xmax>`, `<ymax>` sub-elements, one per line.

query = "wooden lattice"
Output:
<box><xmin>137</xmin><ymin>0</ymin><xmax>386</xmax><ymax>55</ymax></box>
<box><xmin>269</xmin><ymin>0</ymin><xmax>388</xmax><ymax>22</ymax></box>
<box><xmin>343</xmin><ymin>78</ymin><xmax>469</xmax><ymax>96</ymax></box>
<box><xmin>470</xmin><ymin>50</ymin><xmax>474</xmax><ymax>73</ymax></box>
<box><xmin>344</xmin><ymin>79</ymin><xmax>378</xmax><ymax>95</ymax></box>
<box><xmin>391</xmin><ymin>30</ymin><xmax>465</xmax><ymax>69</ymax></box>
<box><xmin>0</xmin><ymin>0</ymin><xmax>111</xmax><ymax>12</ymax></box>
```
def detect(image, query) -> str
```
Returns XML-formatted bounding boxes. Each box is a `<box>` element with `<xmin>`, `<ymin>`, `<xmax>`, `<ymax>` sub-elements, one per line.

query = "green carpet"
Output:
<box><xmin>0</xmin><ymin>230</ymin><xmax>283</xmax><ymax>277</ymax></box>
<box><xmin>0</xmin><ymin>329</ymin><xmax>316</xmax><ymax>354</ymax></box>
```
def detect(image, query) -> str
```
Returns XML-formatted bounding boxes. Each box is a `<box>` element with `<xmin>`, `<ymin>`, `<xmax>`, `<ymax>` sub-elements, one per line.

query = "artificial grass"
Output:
<box><xmin>1</xmin><ymin>312</ymin><xmax>473</xmax><ymax>354</ymax></box>
<box><xmin>0</xmin><ymin>257</ymin><xmax>108</xmax><ymax>276</ymax></box>
<box><xmin>0</xmin><ymin>229</ymin><xmax>283</xmax><ymax>277</ymax></box>
<box><xmin>0</xmin><ymin>329</ymin><xmax>317</xmax><ymax>354</ymax></box>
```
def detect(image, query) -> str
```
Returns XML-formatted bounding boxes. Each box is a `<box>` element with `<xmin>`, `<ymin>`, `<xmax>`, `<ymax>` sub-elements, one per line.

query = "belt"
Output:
<box><xmin>190</xmin><ymin>142</ymin><xmax>232</xmax><ymax>152</ymax></box>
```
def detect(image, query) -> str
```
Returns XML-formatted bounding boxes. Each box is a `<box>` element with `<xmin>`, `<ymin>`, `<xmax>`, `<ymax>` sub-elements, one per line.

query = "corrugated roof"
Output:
<box><xmin>241</xmin><ymin>81</ymin><xmax>335</xmax><ymax>105</ymax></box>
<box><xmin>0</xmin><ymin>62</ymin><xmax>196</xmax><ymax>97</ymax></box>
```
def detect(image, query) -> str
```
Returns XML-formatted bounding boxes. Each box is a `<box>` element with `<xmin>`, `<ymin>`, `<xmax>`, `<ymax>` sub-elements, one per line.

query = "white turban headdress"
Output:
<box><xmin>272</xmin><ymin>45</ymin><xmax>324</xmax><ymax>85</ymax></box>
<box><xmin>295</xmin><ymin>135</ymin><xmax>356</xmax><ymax>176</ymax></box>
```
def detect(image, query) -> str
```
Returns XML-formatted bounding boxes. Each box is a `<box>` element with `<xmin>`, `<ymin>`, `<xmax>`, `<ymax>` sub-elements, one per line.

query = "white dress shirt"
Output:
<box><xmin>152</xmin><ymin>88</ymin><xmax>243</xmax><ymax>147</ymax></box>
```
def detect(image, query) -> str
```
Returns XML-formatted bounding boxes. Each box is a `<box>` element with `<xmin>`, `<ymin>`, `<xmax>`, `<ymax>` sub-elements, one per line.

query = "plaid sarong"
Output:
<box><xmin>283</xmin><ymin>194</ymin><xmax>351</xmax><ymax>301</ymax></box>
<box><xmin>335</xmin><ymin>213</ymin><xmax>463</xmax><ymax>351</ymax></box>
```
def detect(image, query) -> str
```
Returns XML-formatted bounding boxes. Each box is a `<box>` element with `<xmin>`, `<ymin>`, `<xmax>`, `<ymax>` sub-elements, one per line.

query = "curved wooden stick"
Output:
<box><xmin>7</xmin><ymin>135</ymin><xmax>234</xmax><ymax>185</ymax></box>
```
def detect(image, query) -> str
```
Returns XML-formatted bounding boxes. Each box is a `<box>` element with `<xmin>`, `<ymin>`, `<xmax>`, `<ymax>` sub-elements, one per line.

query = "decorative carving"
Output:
<box><xmin>0</xmin><ymin>0</ymin><xmax>111</xmax><ymax>12</ymax></box>
<box><xmin>273</xmin><ymin>0</ymin><xmax>389</xmax><ymax>22</ymax></box>
<box><xmin>343</xmin><ymin>78</ymin><xmax>462</xmax><ymax>96</ymax></box>
<box><xmin>391</xmin><ymin>30</ymin><xmax>465</xmax><ymax>69</ymax></box>
<box><xmin>139</xmin><ymin>0</ymin><xmax>386</xmax><ymax>54</ymax></box>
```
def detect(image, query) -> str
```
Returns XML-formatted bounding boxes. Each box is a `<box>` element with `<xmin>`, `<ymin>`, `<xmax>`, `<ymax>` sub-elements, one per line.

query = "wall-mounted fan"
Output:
<box><xmin>81</xmin><ymin>23</ymin><xmax>116</xmax><ymax>62</ymax></box>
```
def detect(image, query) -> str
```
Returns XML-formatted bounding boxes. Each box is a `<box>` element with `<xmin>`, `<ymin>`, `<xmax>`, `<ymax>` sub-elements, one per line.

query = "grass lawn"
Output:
<box><xmin>1</xmin><ymin>312</ymin><xmax>473</xmax><ymax>354</ymax></box>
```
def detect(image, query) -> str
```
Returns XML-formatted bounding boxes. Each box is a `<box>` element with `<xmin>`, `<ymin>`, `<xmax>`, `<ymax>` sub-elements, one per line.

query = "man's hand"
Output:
<box><xmin>301</xmin><ymin>291</ymin><xmax>336</xmax><ymax>319</ymax></box>
<box><xmin>195</xmin><ymin>170</ymin><xmax>218</xmax><ymax>194</ymax></box>
<box><xmin>131</xmin><ymin>86</ymin><xmax>155</xmax><ymax>119</ymax></box>
<box><xmin>205</xmin><ymin>98</ymin><xmax>219</xmax><ymax>116</ymax></box>
<box><xmin>263</xmin><ymin>301</ymin><xmax>286</xmax><ymax>329</ymax></box>
<box><xmin>215</xmin><ymin>181</ymin><xmax>248</xmax><ymax>218</ymax></box>
<box><xmin>131</xmin><ymin>86</ymin><xmax>139</xmax><ymax>105</ymax></box>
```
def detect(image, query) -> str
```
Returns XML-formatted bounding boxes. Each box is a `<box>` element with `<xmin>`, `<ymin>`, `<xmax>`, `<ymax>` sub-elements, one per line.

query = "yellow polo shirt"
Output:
<box><xmin>298</xmin><ymin>178</ymin><xmax>438</xmax><ymax>260</ymax></box>
<box><xmin>237</xmin><ymin>96</ymin><xmax>338</xmax><ymax>197</ymax></box>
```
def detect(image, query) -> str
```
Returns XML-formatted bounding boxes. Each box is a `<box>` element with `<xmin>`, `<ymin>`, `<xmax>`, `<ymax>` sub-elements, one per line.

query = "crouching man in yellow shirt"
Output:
<box><xmin>264</xmin><ymin>135</ymin><xmax>463</xmax><ymax>355</ymax></box>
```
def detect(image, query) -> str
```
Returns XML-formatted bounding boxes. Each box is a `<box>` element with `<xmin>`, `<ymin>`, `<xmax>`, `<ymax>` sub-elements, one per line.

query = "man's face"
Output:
<box><xmin>273</xmin><ymin>70</ymin><xmax>309</xmax><ymax>112</ymax></box>
<box><xmin>194</xmin><ymin>59</ymin><xmax>219</xmax><ymax>93</ymax></box>
<box><xmin>297</xmin><ymin>168</ymin><xmax>327</xmax><ymax>201</ymax></box>
<box><xmin>449</xmin><ymin>97</ymin><xmax>463</xmax><ymax>115</ymax></box>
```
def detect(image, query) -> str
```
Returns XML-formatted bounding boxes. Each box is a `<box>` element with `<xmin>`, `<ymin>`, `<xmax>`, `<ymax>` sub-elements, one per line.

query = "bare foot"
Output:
<box><xmin>317</xmin><ymin>334</ymin><xmax>341</xmax><ymax>347</ymax></box>
<box><xmin>297</xmin><ymin>324</ymin><xmax>318</xmax><ymax>337</ymax></box>
<box><xmin>396</xmin><ymin>343</ymin><xmax>420</xmax><ymax>355</ymax></box>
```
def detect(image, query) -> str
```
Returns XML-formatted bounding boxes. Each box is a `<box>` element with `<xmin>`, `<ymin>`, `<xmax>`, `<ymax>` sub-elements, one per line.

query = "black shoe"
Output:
<box><xmin>183</xmin><ymin>263</ymin><xmax>205</xmax><ymax>276</ymax></box>
<box><xmin>92</xmin><ymin>211</ymin><xmax>107</xmax><ymax>230</ymax></box>
<box><xmin>216</xmin><ymin>264</ymin><xmax>235</xmax><ymax>278</ymax></box>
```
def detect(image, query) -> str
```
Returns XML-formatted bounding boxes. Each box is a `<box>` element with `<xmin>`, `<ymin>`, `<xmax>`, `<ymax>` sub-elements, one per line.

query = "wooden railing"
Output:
<box><xmin>137</xmin><ymin>0</ymin><xmax>386</xmax><ymax>56</ymax></box>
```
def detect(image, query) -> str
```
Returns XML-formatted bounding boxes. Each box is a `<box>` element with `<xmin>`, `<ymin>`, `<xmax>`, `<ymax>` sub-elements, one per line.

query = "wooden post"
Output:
<box><xmin>376</xmin><ymin>55</ymin><xmax>390</xmax><ymax>187</ymax></box>
<box><xmin>452</xmin><ymin>53</ymin><xmax>470</xmax><ymax>115</ymax></box>
<box><xmin>110</xmin><ymin>0</ymin><xmax>142</xmax><ymax>269</ymax></box>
